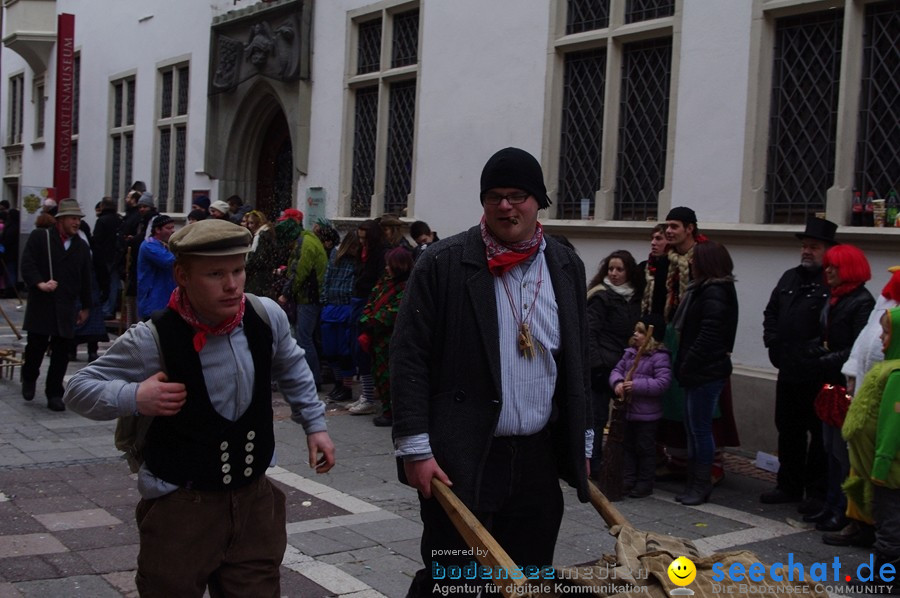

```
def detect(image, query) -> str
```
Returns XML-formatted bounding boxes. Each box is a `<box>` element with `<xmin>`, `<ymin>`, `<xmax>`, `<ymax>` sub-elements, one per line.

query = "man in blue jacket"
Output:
<box><xmin>137</xmin><ymin>214</ymin><xmax>176</xmax><ymax>320</ymax></box>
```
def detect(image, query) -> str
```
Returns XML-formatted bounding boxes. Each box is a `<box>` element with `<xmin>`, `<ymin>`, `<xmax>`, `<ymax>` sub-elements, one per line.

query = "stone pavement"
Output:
<box><xmin>0</xmin><ymin>299</ymin><xmax>881</xmax><ymax>597</ymax></box>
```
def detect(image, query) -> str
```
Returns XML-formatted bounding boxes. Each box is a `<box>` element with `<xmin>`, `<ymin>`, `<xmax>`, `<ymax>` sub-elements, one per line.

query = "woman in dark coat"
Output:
<box><xmin>586</xmin><ymin>249</ymin><xmax>643</xmax><ymax>477</ymax></box>
<box><xmin>672</xmin><ymin>241</ymin><xmax>738</xmax><ymax>505</ymax></box>
<box><xmin>800</xmin><ymin>244</ymin><xmax>874</xmax><ymax>532</ymax></box>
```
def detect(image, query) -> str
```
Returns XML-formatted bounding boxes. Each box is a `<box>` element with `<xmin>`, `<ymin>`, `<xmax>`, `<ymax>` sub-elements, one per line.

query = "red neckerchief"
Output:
<box><xmin>828</xmin><ymin>282</ymin><xmax>861</xmax><ymax>307</ymax></box>
<box><xmin>56</xmin><ymin>223</ymin><xmax>70</xmax><ymax>243</ymax></box>
<box><xmin>166</xmin><ymin>287</ymin><xmax>246</xmax><ymax>352</ymax></box>
<box><xmin>480</xmin><ymin>215</ymin><xmax>543</xmax><ymax>277</ymax></box>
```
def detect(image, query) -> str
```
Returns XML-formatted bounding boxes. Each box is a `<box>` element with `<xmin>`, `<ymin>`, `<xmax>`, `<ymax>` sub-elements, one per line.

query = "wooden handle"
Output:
<box><xmin>431</xmin><ymin>479</ymin><xmax>529</xmax><ymax>598</ymax></box>
<box><xmin>588</xmin><ymin>479</ymin><xmax>630</xmax><ymax>528</ymax></box>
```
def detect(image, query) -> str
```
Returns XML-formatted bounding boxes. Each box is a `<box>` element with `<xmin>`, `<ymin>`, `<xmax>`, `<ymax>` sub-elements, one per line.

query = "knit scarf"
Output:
<box><xmin>480</xmin><ymin>215</ymin><xmax>543</xmax><ymax>277</ymax></box>
<box><xmin>166</xmin><ymin>286</ymin><xmax>246</xmax><ymax>352</ymax></box>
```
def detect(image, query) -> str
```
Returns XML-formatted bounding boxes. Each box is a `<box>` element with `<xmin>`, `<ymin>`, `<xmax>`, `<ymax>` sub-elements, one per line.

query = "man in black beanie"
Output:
<box><xmin>391</xmin><ymin>147</ymin><xmax>591</xmax><ymax>596</ymax></box>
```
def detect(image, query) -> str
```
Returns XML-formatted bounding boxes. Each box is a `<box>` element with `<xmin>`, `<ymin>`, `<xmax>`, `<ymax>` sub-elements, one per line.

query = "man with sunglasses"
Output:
<box><xmin>391</xmin><ymin>147</ymin><xmax>591</xmax><ymax>597</ymax></box>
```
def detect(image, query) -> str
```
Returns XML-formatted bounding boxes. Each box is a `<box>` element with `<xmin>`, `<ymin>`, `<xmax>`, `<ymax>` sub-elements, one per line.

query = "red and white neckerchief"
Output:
<box><xmin>479</xmin><ymin>215</ymin><xmax>543</xmax><ymax>277</ymax></box>
<box><xmin>166</xmin><ymin>287</ymin><xmax>246</xmax><ymax>352</ymax></box>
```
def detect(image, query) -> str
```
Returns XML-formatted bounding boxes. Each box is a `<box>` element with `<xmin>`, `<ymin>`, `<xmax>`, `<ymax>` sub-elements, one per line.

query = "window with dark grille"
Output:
<box><xmin>161</xmin><ymin>70</ymin><xmax>173</xmax><ymax>118</ymax></box>
<box><xmin>357</xmin><ymin>19</ymin><xmax>382</xmax><ymax>74</ymax></box>
<box><xmin>35</xmin><ymin>81</ymin><xmax>46</xmax><ymax>140</ymax></box>
<box><xmin>558</xmin><ymin>48</ymin><xmax>606</xmax><ymax>219</ymax></box>
<box><xmin>111</xmin><ymin>135</ymin><xmax>122</xmax><ymax>200</ymax></box>
<box><xmin>351</xmin><ymin>86</ymin><xmax>379</xmax><ymax>217</ymax></box>
<box><xmin>178</xmin><ymin>67</ymin><xmax>190</xmax><ymax>115</ymax></box>
<box><xmin>174</xmin><ymin>126</ymin><xmax>187</xmax><ymax>213</ymax></box>
<box><xmin>854</xmin><ymin>0</ymin><xmax>899</xmax><ymax>200</ymax></box>
<box><xmin>110</xmin><ymin>77</ymin><xmax>135</xmax><ymax>203</ymax></box>
<box><xmin>567</xmin><ymin>0</ymin><xmax>610</xmax><ymax>34</ymax></box>
<box><xmin>625</xmin><ymin>0</ymin><xmax>674</xmax><ymax>24</ymax></box>
<box><xmin>157</xmin><ymin>64</ymin><xmax>189</xmax><ymax>212</ymax></box>
<box><xmin>765</xmin><ymin>10</ymin><xmax>842</xmax><ymax>224</ymax></box>
<box><xmin>384</xmin><ymin>80</ymin><xmax>416</xmax><ymax>215</ymax></box>
<box><xmin>615</xmin><ymin>38</ymin><xmax>672</xmax><ymax>221</ymax></box>
<box><xmin>158</xmin><ymin>128</ymin><xmax>171</xmax><ymax>203</ymax></box>
<box><xmin>392</xmin><ymin>9</ymin><xmax>419</xmax><ymax>68</ymax></box>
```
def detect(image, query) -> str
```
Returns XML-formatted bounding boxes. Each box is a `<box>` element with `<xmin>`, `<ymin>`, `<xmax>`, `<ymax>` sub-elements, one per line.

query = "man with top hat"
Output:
<box><xmin>20</xmin><ymin>199</ymin><xmax>92</xmax><ymax>411</ymax></box>
<box><xmin>759</xmin><ymin>216</ymin><xmax>837</xmax><ymax>511</ymax></box>
<box><xmin>64</xmin><ymin>218</ymin><xmax>335</xmax><ymax>596</ymax></box>
<box><xmin>391</xmin><ymin>147</ymin><xmax>591</xmax><ymax>597</ymax></box>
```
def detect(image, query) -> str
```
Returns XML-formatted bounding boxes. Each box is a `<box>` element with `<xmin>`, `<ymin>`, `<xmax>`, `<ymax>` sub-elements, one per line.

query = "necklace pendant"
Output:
<box><xmin>518</xmin><ymin>323</ymin><xmax>535</xmax><ymax>359</ymax></box>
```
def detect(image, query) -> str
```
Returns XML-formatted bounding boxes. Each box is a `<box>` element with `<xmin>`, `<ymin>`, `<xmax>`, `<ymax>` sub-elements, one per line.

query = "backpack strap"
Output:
<box><xmin>245</xmin><ymin>293</ymin><xmax>271</xmax><ymax>330</ymax></box>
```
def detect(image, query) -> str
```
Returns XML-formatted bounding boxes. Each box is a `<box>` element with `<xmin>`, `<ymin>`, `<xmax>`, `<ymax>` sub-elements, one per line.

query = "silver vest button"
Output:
<box><xmin>245</xmin><ymin>442</ymin><xmax>254</xmax><ymax>452</ymax></box>
<box><xmin>221</xmin><ymin>452</ymin><xmax>230</xmax><ymax>462</ymax></box>
<box><xmin>247</xmin><ymin>430</ymin><xmax>256</xmax><ymax>440</ymax></box>
<box><xmin>219</xmin><ymin>441</ymin><xmax>229</xmax><ymax>451</ymax></box>
<box><xmin>222</xmin><ymin>463</ymin><xmax>231</xmax><ymax>473</ymax></box>
<box><xmin>243</xmin><ymin>467</ymin><xmax>253</xmax><ymax>477</ymax></box>
<box><xmin>245</xmin><ymin>455</ymin><xmax>254</xmax><ymax>465</ymax></box>
<box><xmin>223</xmin><ymin>474</ymin><xmax>232</xmax><ymax>485</ymax></box>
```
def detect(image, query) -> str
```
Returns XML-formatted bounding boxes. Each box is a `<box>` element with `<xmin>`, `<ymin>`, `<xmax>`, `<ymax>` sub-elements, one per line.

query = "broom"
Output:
<box><xmin>597</xmin><ymin>325</ymin><xmax>654</xmax><ymax>501</ymax></box>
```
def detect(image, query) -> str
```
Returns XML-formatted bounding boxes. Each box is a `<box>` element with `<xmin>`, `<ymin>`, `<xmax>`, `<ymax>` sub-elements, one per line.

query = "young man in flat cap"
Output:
<box><xmin>391</xmin><ymin>147</ymin><xmax>591</xmax><ymax>597</ymax></box>
<box><xmin>759</xmin><ymin>217</ymin><xmax>836</xmax><ymax>512</ymax></box>
<box><xmin>64</xmin><ymin>218</ymin><xmax>335</xmax><ymax>596</ymax></box>
<box><xmin>20</xmin><ymin>199</ymin><xmax>92</xmax><ymax>411</ymax></box>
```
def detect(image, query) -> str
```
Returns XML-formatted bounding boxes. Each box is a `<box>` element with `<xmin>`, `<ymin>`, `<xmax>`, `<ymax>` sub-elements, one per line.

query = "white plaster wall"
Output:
<box><xmin>2</xmin><ymin>0</ymin><xmax>236</xmax><ymax>222</ymax></box>
<box><xmin>669</xmin><ymin>0</ymin><xmax>752</xmax><ymax>222</ymax></box>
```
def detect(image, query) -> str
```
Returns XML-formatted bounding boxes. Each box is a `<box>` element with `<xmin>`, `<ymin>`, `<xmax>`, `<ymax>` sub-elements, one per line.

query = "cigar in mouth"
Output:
<box><xmin>509</xmin><ymin>217</ymin><xmax>519</xmax><ymax>225</ymax></box>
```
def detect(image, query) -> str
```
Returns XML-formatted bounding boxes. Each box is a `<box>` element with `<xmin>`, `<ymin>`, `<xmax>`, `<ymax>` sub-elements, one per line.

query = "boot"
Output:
<box><xmin>680</xmin><ymin>463</ymin><xmax>712</xmax><ymax>506</ymax></box>
<box><xmin>674</xmin><ymin>462</ymin><xmax>694</xmax><ymax>503</ymax></box>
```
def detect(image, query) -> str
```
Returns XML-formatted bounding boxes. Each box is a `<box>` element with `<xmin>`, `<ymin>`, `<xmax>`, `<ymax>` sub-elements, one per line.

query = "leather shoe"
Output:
<box><xmin>47</xmin><ymin>396</ymin><xmax>66</xmax><ymax>412</ymax></box>
<box><xmin>797</xmin><ymin>497</ymin><xmax>824</xmax><ymax>515</ymax></box>
<box><xmin>823</xmin><ymin>521</ymin><xmax>875</xmax><ymax>547</ymax></box>
<box><xmin>760</xmin><ymin>488</ymin><xmax>802</xmax><ymax>504</ymax></box>
<box><xmin>816</xmin><ymin>513</ymin><xmax>847</xmax><ymax>532</ymax></box>
<box><xmin>372</xmin><ymin>415</ymin><xmax>393</xmax><ymax>427</ymax></box>
<box><xmin>802</xmin><ymin>507</ymin><xmax>832</xmax><ymax>523</ymax></box>
<box><xmin>22</xmin><ymin>380</ymin><xmax>35</xmax><ymax>401</ymax></box>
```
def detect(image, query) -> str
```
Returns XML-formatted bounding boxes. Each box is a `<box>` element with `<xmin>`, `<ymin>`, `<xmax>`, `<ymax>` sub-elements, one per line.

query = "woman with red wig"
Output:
<box><xmin>800</xmin><ymin>244</ymin><xmax>875</xmax><ymax>533</ymax></box>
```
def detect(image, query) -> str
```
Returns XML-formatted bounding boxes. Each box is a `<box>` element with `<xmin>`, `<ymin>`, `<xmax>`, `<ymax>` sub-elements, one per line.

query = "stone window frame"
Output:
<box><xmin>341</xmin><ymin>0</ymin><xmax>421</xmax><ymax>218</ymax></box>
<box><xmin>155</xmin><ymin>57</ymin><xmax>190</xmax><ymax>214</ymax></box>
<box><xmin>544</xmin><ymin>0</ymin><xmax>680</xmax><ymax>222</ymax></box>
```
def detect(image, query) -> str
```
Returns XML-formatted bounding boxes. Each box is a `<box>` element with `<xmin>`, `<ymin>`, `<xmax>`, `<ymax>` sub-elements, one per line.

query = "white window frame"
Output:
<box><xmin>7</xmin><ymin>73</ymin><xmax>25</xmax><ymax>147</ymax></box>
<box><xmin>155</xmin><ymin>59</ymin><xmax>190</xmax><ymax>214</ymax></box>
<box><xmin>109</xmin><ymin>72</ymin><xmax>137</xmax><ymax>207</ymax></box>
<box><xmin>342</xmin><ymin>0</ymin><xmax>421</xmax><ymax>218</ymax></box>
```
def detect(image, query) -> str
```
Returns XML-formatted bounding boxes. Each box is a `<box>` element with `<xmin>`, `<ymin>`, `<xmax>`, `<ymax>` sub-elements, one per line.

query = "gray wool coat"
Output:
<box><xmin>390</xmin><ymin>225</ymin><xmax>591</xmax><ymax>508</ymax></box>
<box><xmin>21</xmin><ymin>227</ymin><xmax>92</xmax><ymax>339</ymax></box>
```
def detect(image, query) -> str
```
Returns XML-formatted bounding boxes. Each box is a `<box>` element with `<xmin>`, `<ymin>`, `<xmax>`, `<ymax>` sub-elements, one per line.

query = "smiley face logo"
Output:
<box><xmin>668</xmin><ymin>556</ymin><xmax>697</xmax><ymax>587</ymax></box>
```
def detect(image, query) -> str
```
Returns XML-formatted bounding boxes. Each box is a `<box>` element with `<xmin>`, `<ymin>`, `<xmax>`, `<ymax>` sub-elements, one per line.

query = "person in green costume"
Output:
<box><xmin>843</xmin><ymin>306</ymin><xmax>900</xmax><ymax>584</ymax></box>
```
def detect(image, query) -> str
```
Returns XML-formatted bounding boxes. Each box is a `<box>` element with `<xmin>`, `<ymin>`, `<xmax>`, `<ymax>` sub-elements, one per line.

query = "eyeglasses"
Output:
<box><xmin>482</xmin><ymin>191</ymin><xmax>531</xmax><ymax>205</ymax></box>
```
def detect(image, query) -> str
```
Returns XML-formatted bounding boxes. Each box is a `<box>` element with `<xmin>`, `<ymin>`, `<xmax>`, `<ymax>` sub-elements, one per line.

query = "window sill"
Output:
<box><xmin>30</xmin><ymin>140</ymin><xmax>45</xmax><ymax>149</ymax></box>
<box><xmin>542</xmin><ymin>218</ymin><xmax>900</xmax><ymax>249</ymax></box>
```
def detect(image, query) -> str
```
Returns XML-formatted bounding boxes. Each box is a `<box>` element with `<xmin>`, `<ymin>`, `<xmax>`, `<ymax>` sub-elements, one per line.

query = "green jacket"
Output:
<box><xmin>287</xmin><ymin>230</ymin><xmax>327</xmax><ymax>305</ymax></box>
<box><xmin>842</xmin><ymin>306</ymin><xmax>900</xmax><ymax>519</ymax></box>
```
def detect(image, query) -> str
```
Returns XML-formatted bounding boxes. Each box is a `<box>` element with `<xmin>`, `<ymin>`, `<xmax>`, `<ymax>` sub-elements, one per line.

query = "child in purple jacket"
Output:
<box><xmin>610</xmin><ymin>314</ymin><xmax>672</xmax><ymax>498</ymax></box>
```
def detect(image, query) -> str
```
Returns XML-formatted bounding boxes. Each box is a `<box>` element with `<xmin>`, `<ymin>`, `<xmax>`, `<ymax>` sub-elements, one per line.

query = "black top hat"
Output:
<box><xmin>796</xmin><ymin>216</ymin><xmax>838</xmax><ymax>245</ymax></box>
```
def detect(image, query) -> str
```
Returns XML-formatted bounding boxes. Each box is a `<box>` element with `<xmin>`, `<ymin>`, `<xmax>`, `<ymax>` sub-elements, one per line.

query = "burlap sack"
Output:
<box><xmin>547</xmin><ymin>525</ymin><xmax>829</xmax><ymax>598</ymax></box>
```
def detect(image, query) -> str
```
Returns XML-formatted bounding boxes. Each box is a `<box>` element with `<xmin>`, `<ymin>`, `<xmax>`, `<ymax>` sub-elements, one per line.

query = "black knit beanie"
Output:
<box><xmin>665</xmin><ymin>206</ymin><xmax>697</xmax><ymax>225</ymax></box>
<box><xmin>480</xmin><ymin>147</ymin><xmax>551</xmax><ymax>209</ymax></box>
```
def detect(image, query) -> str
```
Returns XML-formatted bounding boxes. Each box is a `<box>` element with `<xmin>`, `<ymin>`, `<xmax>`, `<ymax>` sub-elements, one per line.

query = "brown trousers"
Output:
<box><xmin>134</xmin><ymin>475</ymin><xmax>286</xmax><ymax>597</ymax></box>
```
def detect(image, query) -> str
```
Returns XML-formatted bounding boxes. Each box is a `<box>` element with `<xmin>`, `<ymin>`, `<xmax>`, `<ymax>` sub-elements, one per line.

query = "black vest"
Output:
<box><xmin>143</xmin><ymin>307</ymin><xmax>275</xmax><ymax>491</ymax></box>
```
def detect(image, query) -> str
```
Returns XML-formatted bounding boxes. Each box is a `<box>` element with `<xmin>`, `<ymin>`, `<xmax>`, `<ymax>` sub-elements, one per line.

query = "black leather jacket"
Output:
<box><xmin>799</xmin><ymin>284</ymin><xmax>875</xmax><ymax>386</ymax></box>
<box><xmin>763</xmin><ymin>265</ymin><xmax>830</xmax><ymax>379</ymax></box>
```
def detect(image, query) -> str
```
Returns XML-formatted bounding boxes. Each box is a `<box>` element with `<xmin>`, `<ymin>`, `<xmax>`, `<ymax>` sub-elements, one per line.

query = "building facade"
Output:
<box><xmin>2</xmin><ymin>0</ymin><xmax>898</xmax><ymax>451</ymax></box>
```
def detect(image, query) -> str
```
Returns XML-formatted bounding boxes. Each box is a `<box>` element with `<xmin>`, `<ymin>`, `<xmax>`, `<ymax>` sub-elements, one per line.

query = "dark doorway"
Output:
<box><xmin>256</xmin><ymin>110</ymin><xmax>293</xmax><ymax>220</ymax></box>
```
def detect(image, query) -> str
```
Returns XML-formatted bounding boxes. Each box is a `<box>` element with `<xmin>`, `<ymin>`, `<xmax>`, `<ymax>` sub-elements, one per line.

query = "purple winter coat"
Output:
<box><xmin>609</xmin><ymin>347</ymin><xmax>672</xmax><ymax>422</ymax></box>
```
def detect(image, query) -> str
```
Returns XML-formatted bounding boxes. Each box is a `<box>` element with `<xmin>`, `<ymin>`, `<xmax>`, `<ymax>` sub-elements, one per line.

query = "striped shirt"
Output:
<box><xmin>396</xmin><ymin>240</ymin><xmax>594</xmax><ymax>458</ymax></box>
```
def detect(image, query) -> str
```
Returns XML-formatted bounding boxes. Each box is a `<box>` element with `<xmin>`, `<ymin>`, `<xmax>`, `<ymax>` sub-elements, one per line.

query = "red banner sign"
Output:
<box><xmin>53</xmin><ymin>13</ymin><xmax>75</xmax><ymax>201</ymax></box>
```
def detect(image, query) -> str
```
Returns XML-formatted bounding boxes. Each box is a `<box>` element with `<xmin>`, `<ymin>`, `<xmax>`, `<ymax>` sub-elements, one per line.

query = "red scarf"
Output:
<box><xmin>166</xmin><ymin>287</ymin><xmax>246</xmax><ymax>352</ymax></box>
<box><xmin>480</xmin><ymin>216</ymin><xmax>543</xmax><ymax>277</ymax></box>
<box><xmin>828</xmin><ymin>282</ymin><xmax>861</xmax><ymax>306</ymax></box>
